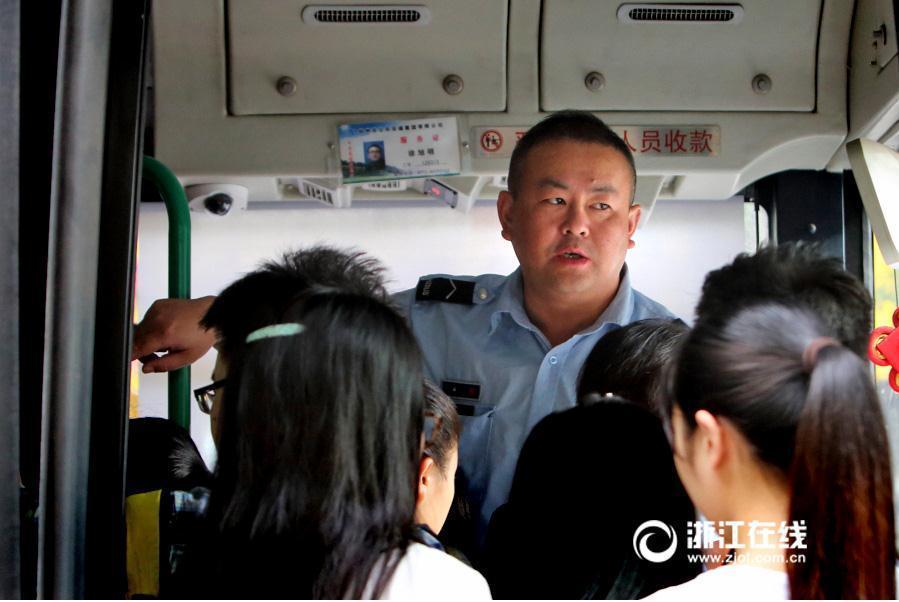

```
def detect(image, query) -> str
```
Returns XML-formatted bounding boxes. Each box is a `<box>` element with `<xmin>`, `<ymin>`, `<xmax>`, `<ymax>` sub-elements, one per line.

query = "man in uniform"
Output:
<box><xmin>392</xmin><ymin>111</ymin><xmax>672</xmax><ymax>547</ymax></box>
<box><xmin>132</xmin><ymin>110</ymin><xmax>673</xmax><ymax>550</ymax></box>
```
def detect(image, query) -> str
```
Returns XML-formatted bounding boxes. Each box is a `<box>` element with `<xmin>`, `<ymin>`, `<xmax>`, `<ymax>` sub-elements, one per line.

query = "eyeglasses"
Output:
<box><xmin>193</xmin><ymin>379</ymin><xmax>227</xmax><ymax>414</ymax></box>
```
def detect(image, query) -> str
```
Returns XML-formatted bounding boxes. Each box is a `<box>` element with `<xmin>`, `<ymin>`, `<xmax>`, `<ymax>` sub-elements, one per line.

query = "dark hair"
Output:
<box><xmin>423</xmin><ymin>380</ymin><xmax>461</xmax><ymax>474</ymax></box>
<box><xmin>577</xmin><ymin>319</ymin><xmax>688</xmax><ymax>413</ymax></box>
<box><xmin>201</xmin><ymin>245</ymin><xmax>388</xmax><ymax>363</ymax></box>
<box><xmin>209</xmin><ymin>288</ymin><xmax>424</xmax><ymax>599</ymax></box>
<box><xmin>694</xmin><ymin>243</ymin><xmax>871</xmax><ymax>356</ymax></box>
<box><xmin>487</xmin><ymin>396</ymin><xmax>698</xmax><ymax>599</ymax></box>
<box><xmin>666</xmin><ymin>303</ymin><xmax>895</xmax><ymax>599</ymax></box>
<box><xmin>507</xmin><ymin>110</ymin><xmax>636</xmax><ymax>201</ymax></box>
<box><xmin>126</xmin><ymin>417</ymin><xmax>212</xmax><ymax>496</ymax></box>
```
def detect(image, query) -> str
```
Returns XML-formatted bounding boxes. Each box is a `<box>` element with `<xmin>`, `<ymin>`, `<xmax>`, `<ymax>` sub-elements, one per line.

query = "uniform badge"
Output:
<box><xmin>415</xmin><ymin>277</ymin><xmax>476</xmax><ymax>305</ymax></box>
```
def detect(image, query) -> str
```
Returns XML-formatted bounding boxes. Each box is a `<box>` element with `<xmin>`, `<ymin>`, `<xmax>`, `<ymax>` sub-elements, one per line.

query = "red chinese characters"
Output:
<box><xmin>689</xmin><ymin>129</ymin><xmax>714</xmax><ymax>153</ymax></box>
<box><xmin>664</xmin><ymin>129</ymin><xmax>687</xmax><ymax>153</ymax></box>
<box><xmin>615</xmin><ymin>127</ymin><xmax>716</xmax><ymax>155</ymax></box>
<box><xmin>641</xmin><ymin>129</ymin><xmax>661</xmax><ymax>153</ymax></box>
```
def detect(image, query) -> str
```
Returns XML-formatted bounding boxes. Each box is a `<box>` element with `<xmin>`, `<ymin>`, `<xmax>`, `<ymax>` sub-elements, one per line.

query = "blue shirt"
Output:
<box><xmin>393</xmin><ymin>265</ymin><xmax>674</xmax><ymax>545</ymax></box>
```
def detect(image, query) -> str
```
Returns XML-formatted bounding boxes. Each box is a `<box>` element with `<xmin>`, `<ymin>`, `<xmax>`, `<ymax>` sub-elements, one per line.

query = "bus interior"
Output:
<box><xmin>4</xmin><ymin>0</ymin><xmax>899</xmax><ymax>597</ymax></box>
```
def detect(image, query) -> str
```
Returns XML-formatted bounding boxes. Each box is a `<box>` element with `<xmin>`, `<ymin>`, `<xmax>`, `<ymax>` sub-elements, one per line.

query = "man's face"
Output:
<box><xmin>367</xmin><ymin>146</ymin><xmax>382</xmax><ymax>162</ymax></box>
<box><xmin>497</xmin><ymin>140</ymin><xmax>640</xmax><ymax>299</ymax></box>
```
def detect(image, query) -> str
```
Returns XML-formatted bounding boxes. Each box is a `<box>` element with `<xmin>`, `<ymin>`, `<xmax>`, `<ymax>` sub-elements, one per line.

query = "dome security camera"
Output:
<box><xmin>202</xmin><ymin>193</ymin><xmax>233</xmax><ymax>215</ymax></box>
<box><xmin>185</xmin><ymin>184</ymin><xmax>249</xmax><ymax>216</ymax></box>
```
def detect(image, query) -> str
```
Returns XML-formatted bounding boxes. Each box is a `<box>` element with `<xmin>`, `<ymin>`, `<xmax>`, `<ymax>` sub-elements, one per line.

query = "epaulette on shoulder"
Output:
<box><xmin>415</xmin><ymin>276</ymin><xmax>476</xmax><ymax>305</ymax></box>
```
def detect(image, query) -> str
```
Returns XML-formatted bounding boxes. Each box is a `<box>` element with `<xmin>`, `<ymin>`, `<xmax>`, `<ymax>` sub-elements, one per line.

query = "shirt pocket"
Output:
<box><xmin>452</xmin><ymin>400</ymin><xmax>496</xmax><ymax>513</ymax></box>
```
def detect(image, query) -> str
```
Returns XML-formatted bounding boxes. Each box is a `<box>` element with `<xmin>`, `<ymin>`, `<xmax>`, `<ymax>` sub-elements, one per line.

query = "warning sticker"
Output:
<box><xmin>479</xmin><ymin>129</ymin><xmax>504</xmax><ymax>153</ymax></box>
<box><xmin>472</xmin><ymin>127</ymin><xmax>528</xmax><ymax>158</ymax></box>
<box><xmin>471</xmin><ymin>125</ymin><xmax>720</xmax><ymax>158</ymax></box>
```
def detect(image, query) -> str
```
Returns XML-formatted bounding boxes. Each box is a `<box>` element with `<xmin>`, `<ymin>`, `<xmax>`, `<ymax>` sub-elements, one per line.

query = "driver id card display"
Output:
<box><xmin>338</xmin><ymin>117</ymin><xmax>460</xmax><ymax>184</ymax></box>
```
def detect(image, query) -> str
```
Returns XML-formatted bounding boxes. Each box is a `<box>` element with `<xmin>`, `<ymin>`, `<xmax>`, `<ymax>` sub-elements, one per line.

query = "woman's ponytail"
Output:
<box><xmin>788</xmin><ymin>343</ymin><xmax>895</xmax><ymax>599</ymax></box>
<box><xmin>668</xmin><ymin>304</ymin><xmax>896</xmax><ymax>599</ymax></box>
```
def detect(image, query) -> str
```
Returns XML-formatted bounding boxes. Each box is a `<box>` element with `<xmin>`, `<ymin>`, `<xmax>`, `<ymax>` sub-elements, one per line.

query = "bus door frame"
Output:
<box><xmin>748</xmin><ymin>170</ymin><xmax>866</xmax><ymax>281</ymax></box>
<box><xmin>37</xmin><ymin>0</ymin><xmax>148</xmax><ymax>597</ymax></box>
<box><xmin>0</xmin><ymin>0</ymin><xmax>22</xmax><ymax>597</ymax></box>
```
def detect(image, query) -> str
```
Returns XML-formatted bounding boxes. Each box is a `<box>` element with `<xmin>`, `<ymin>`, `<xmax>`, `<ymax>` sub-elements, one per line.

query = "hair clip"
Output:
<box><xmin>245</xmin><ymin>322</ymin><xmax>305</xmax><ymax>343</ymax></box>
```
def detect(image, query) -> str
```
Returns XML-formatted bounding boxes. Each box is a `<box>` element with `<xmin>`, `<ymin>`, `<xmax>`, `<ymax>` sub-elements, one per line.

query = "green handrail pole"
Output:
<box><xmin>142</xmin><ymin>156</ymin><xmax>191</xmax><ymax>430</ymax></box>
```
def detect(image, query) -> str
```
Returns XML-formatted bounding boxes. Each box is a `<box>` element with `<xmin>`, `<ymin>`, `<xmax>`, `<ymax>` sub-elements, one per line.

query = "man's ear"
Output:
<box><xmin>497</xmin><ymin>190</ymin><xmax>514</xmax><ymax>241</ymax></box>
<box><xmin>417</xmin><ymin>456</ymin><xmax>436</xmax><ymax>503</ymax></box>
<box><xmin>693</xmin><ymin>409</ymin><xmax>726</xmax><ymax>469</ymax></box>
<box><xmin>627</xmin><ymin>203</ymin><xmax>642</xmax><ymax>248</ymax></box>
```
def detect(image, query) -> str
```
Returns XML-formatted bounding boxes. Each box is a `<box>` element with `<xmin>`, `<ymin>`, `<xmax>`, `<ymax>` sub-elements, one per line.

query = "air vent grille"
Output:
<box><xmin>618</xmin><ymin>4</ymin><xmax>743</xmax><ymax>24</ymax></box>
<box><xmin>301</xmin><ymin>181</ymin><xmax>334</xmax><ymax>205</ymax></box>
<box><xmin>315</xmin><ymin>9</ymin><xmax>419</xmax><ymax>23</ymax></box>
<box><xmin>361</xmin><ymin>180</ymin><xmax>408</xmax><ymax>191</ymax></box>
<box><xmin>302</xmin><ymin>5</ymin><xmax>431</xmax><ymax>25</ymax></box>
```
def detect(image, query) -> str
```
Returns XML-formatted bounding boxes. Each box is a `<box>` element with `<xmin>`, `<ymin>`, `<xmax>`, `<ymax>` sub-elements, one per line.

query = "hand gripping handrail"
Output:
<box><xmin>141</xmin><ymin>156</ymin><xmax>191</xmax><ymax>429</ymax></box>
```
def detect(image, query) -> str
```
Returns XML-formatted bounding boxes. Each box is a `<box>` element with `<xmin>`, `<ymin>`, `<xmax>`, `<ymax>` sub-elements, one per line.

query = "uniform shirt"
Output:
<box><xmin>394</xmin><ymin>265</ymin><xmax>674</xmax><ymax>544</ymax></box>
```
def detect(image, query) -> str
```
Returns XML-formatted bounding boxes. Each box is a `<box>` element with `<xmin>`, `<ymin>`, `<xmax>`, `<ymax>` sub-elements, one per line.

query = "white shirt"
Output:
<box><xmin>367</xmin><ymin>542</ymin><xmax>492</xmax><ymax>600</ymax></box>
<box><xmin>644</xmin><ymin>564</ymin><xmax>788</xmax><ymax>600</ymax></box>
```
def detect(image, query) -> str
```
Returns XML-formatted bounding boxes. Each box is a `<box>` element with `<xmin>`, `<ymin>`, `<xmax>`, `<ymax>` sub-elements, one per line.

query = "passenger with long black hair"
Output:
<box><xmin>415</xmin><ymin>381</ymin><xmax>461</xmax><ymax>541</ymax></box>
<box><xmin>648</xmin><ymin>303</ymin><xmax>896</xmax><ymax>599</ymax></box>
<box><xmin>203</xmin><ymin>287</ymin><xmax>490</xmax><ymax>599</ymax></box>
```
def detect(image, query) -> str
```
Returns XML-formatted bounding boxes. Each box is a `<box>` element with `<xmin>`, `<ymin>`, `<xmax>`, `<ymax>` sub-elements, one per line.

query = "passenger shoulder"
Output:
<box><xmin>382</xmin><ymin>543</ymin><xmax>492</xmax><ymax>600</ymax></box>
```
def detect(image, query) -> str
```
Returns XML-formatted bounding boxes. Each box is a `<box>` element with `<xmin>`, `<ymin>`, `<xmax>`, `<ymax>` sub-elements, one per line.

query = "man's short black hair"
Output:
<box><xmin>200</xmin><ymin>245</ymin><xmax>388</xmax><ymax>362</ymax></box>
<box><xmin>695</xmin><ymin>243</ymin><xmax>872</xmax><ymax>356</ymax></box>
<box><xmin>507</xmin><ymin>110</ymin><xmax>637</xmax><ymax>202</ymax></box>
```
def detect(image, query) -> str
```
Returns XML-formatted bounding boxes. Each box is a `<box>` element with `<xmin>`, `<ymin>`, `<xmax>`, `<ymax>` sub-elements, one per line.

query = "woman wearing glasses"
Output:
<box><xmin>203</xmin><ymin>288</ymin><xmax>489</xmax><ymax>598</ymax></box>
<box><xmin>175</xmin><ymin>248</ymin><xmax>489</xmax><ymax>599</ymax></box>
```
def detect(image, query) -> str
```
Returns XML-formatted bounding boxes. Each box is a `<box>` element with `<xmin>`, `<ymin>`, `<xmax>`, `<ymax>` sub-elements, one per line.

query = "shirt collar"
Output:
<box><xmin>488</xmin><ymin>265</ymin><xmax>636</xmax><ymax>338</ymax></box>
<box><xmin>593</xmin><ymin>263</ymin><xmax>636</xmax><ymax>331</ymax></box>
<box><xmin>488</xmin><ymin>268</ymin><xmax>532</xmax><ymax>335</ymax></box>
